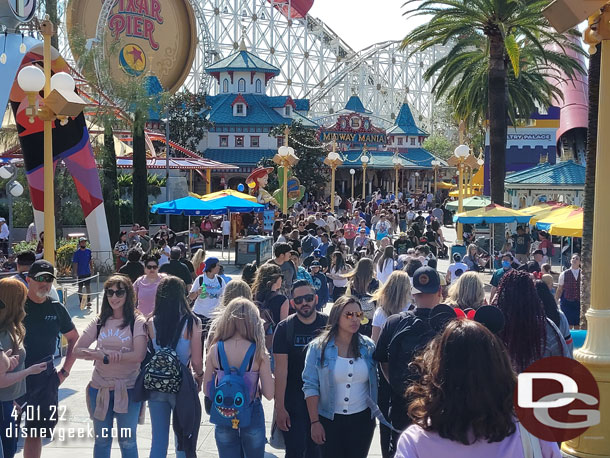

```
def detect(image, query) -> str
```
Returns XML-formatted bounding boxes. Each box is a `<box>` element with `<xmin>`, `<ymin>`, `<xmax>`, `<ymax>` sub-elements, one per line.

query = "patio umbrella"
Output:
<box><xmin>537</xmin><ymin>207</ymin><xmax>583</xmax><ymax>237</ymax></box>
<box><xmin>150</xmin><ymin>196</ymin><xmax>225</xmax><ymax>216</ymax></box>
<box><xmin>528</xmin><ymin>205</ymin><xmax>579</xmax><ymax>225</ymax></box>
<box><xmin>197</xmin><ymin>189</ymin><xmax>258</xmax><ymax>202</ymax></box>
<box><xmin>445</xmin><ymin>196</ymin><xmax>491</xmax><ymax>212</ymax></box>
<box><xmin>454</xmin><ymin>205</ymin><xmax>531</xmax><ymax>265</ymax></box>
<box><xmin>519</xmin><ymin>201</ymin><xmax>565</xmax><ymax>215</ymax></box>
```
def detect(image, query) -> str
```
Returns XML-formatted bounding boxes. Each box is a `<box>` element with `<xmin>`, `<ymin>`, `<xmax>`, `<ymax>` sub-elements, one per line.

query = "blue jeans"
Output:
<box><xmin>88</xmin><ymin>387</ymin><xmax>140</xmax><ymax>458</ymax></box>
<box><xmin>214</xmin><ymin>399</ymin><xmax>266</xmax><ymax>458</ymax></box>
<box><xmin>0</xmin><ymin>400</ymin><xmax>18</xmax><ymax>458</ymax></box>
<box><xmin>148</xmin><ymin>393</ymin><xmax>186</xmax><ymax>458</ymax></box>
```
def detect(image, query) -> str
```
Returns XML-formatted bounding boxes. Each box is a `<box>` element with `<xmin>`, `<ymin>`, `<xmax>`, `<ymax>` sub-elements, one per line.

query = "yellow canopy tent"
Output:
<box><xmin>537</xmin><ymin>208</ymin><xmax>583</xmax><ymax>237</ymax></box>
<box><xmin>194</xmin><ymin>189</ymin><xmax>258</xmax><ymax>203</ymax></box>
<box><xmin>435</xmin><ymin>181</ymin><xmax>455</xmax><ymax>190</ymax></box>
<box><xmin>519</xmin><ymin>202</ymin><xmax>564</xmax><ymax>215</ymax></box>
<box><xmin>528</xmin><ymin>205</ymin><xmax>580</xmax><ymax>225</ymax></box>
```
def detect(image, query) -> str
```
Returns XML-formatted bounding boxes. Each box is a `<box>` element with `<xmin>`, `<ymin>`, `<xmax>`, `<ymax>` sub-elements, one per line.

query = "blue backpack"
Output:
<box><xmin>209</xmin><ymin>341</ymin><xmax>256</xmax><ymax>430</ymax></box>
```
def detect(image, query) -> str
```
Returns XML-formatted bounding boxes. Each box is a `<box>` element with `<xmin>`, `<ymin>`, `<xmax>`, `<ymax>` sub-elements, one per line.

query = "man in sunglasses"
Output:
<box><xmin>273</xmin><ymin>280</ymin><xmax>328</xmax><ymax>458</ymax></box>
<box><xmin>23</xmin><ymin>260</ymin><xmax>79</xmax><ymax>458</ymax></box>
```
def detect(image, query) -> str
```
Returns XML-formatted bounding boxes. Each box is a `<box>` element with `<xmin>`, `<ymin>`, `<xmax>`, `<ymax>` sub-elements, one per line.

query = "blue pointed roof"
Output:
<box><xmin>504</xmin><ymin>160</ymin><xmax>585</xmax><ymax>186</ymax></box>
<box><xmin>387</xmin><ymin>102</ymin><xmax>428</xmax><ymax>136</ymax></box>
<box><xmin>205</xmin><ymin>50</ymin><xmax>280</xmax><ymax>77</ymax></box>
<box><xmin>344</xmin><ymin>96</ymin><xmax>371</xmax><ymax>114</ymax></box>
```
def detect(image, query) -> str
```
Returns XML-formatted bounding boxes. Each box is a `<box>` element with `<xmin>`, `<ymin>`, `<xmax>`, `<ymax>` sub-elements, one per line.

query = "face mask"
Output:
<box><xmin>502</xmin><ymin>261</ymin><xmax>511</xmax><ymax>269</ymax></box>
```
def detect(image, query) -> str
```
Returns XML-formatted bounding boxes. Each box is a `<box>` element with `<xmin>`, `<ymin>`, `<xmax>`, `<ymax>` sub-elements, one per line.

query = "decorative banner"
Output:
<box><xmin>66</xmin><ymin>0</ymin><xmax>197</xmax><ymax>93</ymax></box>
<box><xmin>319</xmin><ymin>113</ymin><xmax>387</xmax><ymax>145</ymax></box>
<box><xmin>263</xmin><ymin>210</ymin><xmax>275</xmax><ymax>232</ymax></box>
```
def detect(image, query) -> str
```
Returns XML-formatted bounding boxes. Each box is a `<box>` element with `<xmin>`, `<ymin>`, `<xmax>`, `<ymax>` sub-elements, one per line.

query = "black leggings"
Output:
<box><xmin>319</xmin><ymin>409</ymin><xmax>375</xmax><ymax>458</ymax></box>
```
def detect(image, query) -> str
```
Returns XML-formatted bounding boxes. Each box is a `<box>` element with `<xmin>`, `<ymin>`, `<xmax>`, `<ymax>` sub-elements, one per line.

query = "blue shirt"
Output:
<box><xmin>72</xmin><ymin>248</ymin><xmax>92</xmax><ymax>276</ymax></box>
<box><xmin>317</xmin><ymin>242</ymin><xmax>330</xmax><ymax>257</ymax></box>
<box><xmin>302</xmin><ymin>334</ymin><xmax>377</xmax><ymax>420</ymax></box>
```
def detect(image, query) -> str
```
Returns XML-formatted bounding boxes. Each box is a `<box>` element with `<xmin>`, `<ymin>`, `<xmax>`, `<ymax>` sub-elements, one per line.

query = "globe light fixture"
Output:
<box><xmin>0</xmin><ymin>165</ymin><xmax>14</xmax><ymax>180</ymax></box>
<box><xmin>17</xmin><ymin>65</ymin><xmax>45</xmax><ymax>93</ymax></box>
<box><xmin>50</xmin><ymin>72</ymin><xmax>76</xmax><ymax>92</ymax></box>
<box><xmin>8</xmin><ymin>181</ymin><xmax>24</xmax><ymax>197</ymax></box>
<box><xmin>454</xmin><ymin>144</ymin><xmax>470</xmax><ymax>158</ymax></box>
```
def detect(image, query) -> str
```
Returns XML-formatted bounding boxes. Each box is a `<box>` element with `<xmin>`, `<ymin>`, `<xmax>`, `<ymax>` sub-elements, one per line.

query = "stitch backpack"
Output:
<box><xmin>209</xmin><ymin>341</ymin><xmax>256</xmax><ymax>430</ymax></box>
<box><xmin>143</xmin><ymin>316</ymin><xmax>187</xmax><ymax>394</ymax></box>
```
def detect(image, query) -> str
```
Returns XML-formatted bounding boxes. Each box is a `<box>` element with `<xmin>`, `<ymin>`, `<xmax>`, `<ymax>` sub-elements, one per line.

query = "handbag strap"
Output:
<box><xmin>518</xmin><ymin>422</ymin><xmax>542</xmax><ymax>458</ymax></box>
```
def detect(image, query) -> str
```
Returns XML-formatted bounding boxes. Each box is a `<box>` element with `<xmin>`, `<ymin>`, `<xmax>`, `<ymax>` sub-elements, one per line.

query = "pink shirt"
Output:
<box><xmin>395</xmin><ymin>423</ymin><xmax>560</xmax><ymax>458</ymax></box>
<box><xmin>134</xmin><ymin>274</ymin><xmax>165</xmax><ymax>316</ymax></box>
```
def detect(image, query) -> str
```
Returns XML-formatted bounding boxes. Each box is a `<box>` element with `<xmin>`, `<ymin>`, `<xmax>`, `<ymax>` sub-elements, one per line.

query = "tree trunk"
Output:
<box><xmin>101</xmin><ymin>120</ymin><xmax>121</xmax><ymax>245</ymax></box>
<box><xmin>45</xmin><ymin>0</ymin><xmax>59</xmax><ymax>50</ymax></box>
<box><xmin>132</xmin><ymin>110</ymin><xmax>148</xmax><ymax>227</ymax></box>
<box><xmin>580</xmin><ymin>43</ymin><xmax>600</xmax><ymax>327</ymax></box>
<box><xmin>488</xmin><ymin>35</ymin><xmax>508</xmax><ymax>250</ymax></box>
<box><xmin>488</xmin><ymin>34</ymin><xmax>508</xmax><ymax>206</ymax></box>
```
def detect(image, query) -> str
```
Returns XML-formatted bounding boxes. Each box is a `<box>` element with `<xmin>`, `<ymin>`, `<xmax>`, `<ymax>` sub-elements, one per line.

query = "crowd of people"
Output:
<box><xmin>0</xmin><ymin>189</ymin><xmax>582</xmax><ymax>458</ymax></box>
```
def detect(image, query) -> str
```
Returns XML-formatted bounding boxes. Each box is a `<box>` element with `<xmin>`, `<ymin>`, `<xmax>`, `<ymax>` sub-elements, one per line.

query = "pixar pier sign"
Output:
<box><xmin>108</xmin><ymin>0</ymin><xmax>164</xmax><ymax>51</ymax></box>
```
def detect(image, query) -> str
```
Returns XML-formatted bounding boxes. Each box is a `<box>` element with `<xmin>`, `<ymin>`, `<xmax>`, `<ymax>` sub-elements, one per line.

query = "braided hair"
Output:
<box><xmin>494</xmin><ymin>270</ymin><xmax>547</xmax><ymax>373</ymax></box>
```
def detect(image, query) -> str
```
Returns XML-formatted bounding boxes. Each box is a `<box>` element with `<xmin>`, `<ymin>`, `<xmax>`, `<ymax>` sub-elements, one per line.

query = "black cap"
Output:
<box><xmin>27</xmin><ymin>260</ymin><xmax>56</xmax><ymax>279</ymax></box>
<box><xmin>412</xmin><ymin>266</ymin><xmax>440</xmax><ymax>294</ymax></box>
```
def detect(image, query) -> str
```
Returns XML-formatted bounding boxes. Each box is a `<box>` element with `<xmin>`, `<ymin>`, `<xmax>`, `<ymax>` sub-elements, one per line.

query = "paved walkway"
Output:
<box><xmin>14</xmin><ymin>224</ymin><xmax>494</xmax><ymax>458</ymax></box>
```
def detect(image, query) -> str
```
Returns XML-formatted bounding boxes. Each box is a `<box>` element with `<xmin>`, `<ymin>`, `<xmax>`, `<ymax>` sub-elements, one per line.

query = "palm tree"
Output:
<box><xmin>580</xmin><ymin>43</ymin><xmax>600</xmax><ymax>327</ymax></box>
<box><xmin>402</xmin><ymin>0</ymin><xmax>584</xmax><ymax>206</ymax></box>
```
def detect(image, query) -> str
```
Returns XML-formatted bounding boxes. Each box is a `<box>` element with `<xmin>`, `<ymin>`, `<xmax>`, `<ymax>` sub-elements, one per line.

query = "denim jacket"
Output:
<box><xmin>302</xmin><ymin>334</ymin><xmax>378</xmax><ymax>420</ymax></box>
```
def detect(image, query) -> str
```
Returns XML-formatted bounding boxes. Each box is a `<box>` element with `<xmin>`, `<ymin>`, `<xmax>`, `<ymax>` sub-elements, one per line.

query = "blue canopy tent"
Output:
<box><xmin>151</xmin><ymin>195</ymin><xmax>264</xmax><ymax>262</ymax></box>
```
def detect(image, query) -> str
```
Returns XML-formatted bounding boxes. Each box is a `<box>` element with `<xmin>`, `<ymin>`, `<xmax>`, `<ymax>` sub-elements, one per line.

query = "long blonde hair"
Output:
<box><xmin>220</xmin><ymin>280</ymin><xmax>252</xmax><ymax>306</ymax></box>
<box><xmin>447</xmin><ymin>272</ymin><xmax>485</xmax><ymax>310</ymax></box>
<box><xmin>0</xmin><ymin>278</ymin><xmax>27</xmax><ymax>352</ymax></box>
<box><xmin>208</xmin><ymin>298</ymin><xmax>267</xmax><ymax>363</ymax></box>
<box><xmin>371</xmin><ymin>270</ymin><xmax>412</xmax><ymax>317</ymax></box>
<box><xmin>191</xmin><ymin>248</ymin><xmax>206</xmax><ymax>273</ymax></box>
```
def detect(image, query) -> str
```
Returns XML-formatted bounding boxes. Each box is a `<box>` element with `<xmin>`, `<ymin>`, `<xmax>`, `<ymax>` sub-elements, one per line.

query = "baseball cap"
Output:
<box><xmin>204</xmin><ymin>257</ymin><xmax>220</xmax><ymax>267</ymax></box>
<box><xmin>313</xmin><ymin>249</ymin><xmax>321</xmax><ymax>256</ymax></box>
<box><xmin>310</xmin><ymin>260</ymin><xmax>321</xmax><ymax>268</ymax></box>
<box><xmin>28</xmin><ymin>260</ymin><xmax>56</xmax><ymax>279</ymax></box>
<box><xmin>359</xmin><ymin>228</ymin><xmax>366</xmax><ymax>233</ymax></box>
<box><xmin>412</xmin><ymin>266</ymin><xmax>440</xmax><ymax>294</ymax></box>
<box><xmin>0</xmin><ymin>217</ymin><xmax>5</xmax><ymax>222</ymax></box>
<box><xmin>79</xmin><ymin>236</ymin><xmax>87</xmax><ymax>242</ymax></box>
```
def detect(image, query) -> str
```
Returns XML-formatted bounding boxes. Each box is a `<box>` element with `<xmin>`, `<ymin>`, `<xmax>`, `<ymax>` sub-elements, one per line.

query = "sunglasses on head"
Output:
<box><xmin>293</xmin><ymin>294</ymin><xmax>315</xmax><ymax>305</ymax></box>
<box><xmin>146</xmin><ymin>264</ymin><xmax>158</xmax><ymax>269</ymax></box>
<box><xmin>344</xmin><ymin>311</ymin><xmax>364</xmax><ymax>319</ymax></box>
<box><xmin>33</xmin><ymin>274</ymin><xmax>54</xmax><ymax>283</ymax></box>
<box><xmin>105</xmin><ymin>288</ymin><xmax>127</xmax><ymax>298</ymax></box>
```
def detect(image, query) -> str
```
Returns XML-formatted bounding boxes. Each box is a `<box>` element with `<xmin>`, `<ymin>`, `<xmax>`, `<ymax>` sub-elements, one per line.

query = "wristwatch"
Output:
<box><xmin>60</xmin><ymin>368</ymin><xmax>70</xmax><ymax>376</ymax></box>
<box><xmin>103</xmin><ymin>354</ymin><xmax>109</xmax><ymax>365</ymax></box>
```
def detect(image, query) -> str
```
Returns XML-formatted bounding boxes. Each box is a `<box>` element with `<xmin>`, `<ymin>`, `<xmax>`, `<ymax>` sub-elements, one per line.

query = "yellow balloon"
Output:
<box><xmin>248</xmin><ymin>181</ymin><xmax>256</xmax><ymax>189</ymax></box>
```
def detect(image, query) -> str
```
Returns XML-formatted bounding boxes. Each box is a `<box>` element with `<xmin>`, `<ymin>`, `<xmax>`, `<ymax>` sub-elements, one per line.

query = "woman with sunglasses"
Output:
<box><xmin>114</xmin><ymin>231</ymin><xmax>129</xmax><ymax>270</ymax></box>
<box><xmin>302</xmin><ymin>296</ymin><xmax>377</xmax><ymax>458</ymax></box>
<box><xmin>133</xmin><ymin>253</ymin><xmax>165</xmax><ymax>317</ymax></box>
<box><xmin>74</xmin><ymin>275</ymin><xmax>147</xmax><ymax>458</ymax></box>
<box><xmin>0</xmin><ymin>279</ymin><xmax>47</xmax><ymax>458</ymax></box>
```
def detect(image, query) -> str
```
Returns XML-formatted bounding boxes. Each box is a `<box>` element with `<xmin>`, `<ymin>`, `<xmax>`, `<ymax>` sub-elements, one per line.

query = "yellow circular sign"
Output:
<box><xmin>67</xmin><ymin>0</ymin><xmax>197</xmax><ymax>93</ymax></box>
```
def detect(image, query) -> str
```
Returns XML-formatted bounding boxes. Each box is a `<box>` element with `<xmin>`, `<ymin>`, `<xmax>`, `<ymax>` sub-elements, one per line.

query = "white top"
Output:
<box><xmin>276</xmin><ymin>234</ymin><xmax>287</xmax><ymax>243</ymax></box>
<box><xmin>372</xmin><ymin>304</ymin><xmax>413</xmax><ymax>328</ymax></box>
<box><xmin>558</xmin><ymin>268</ymin><xmax>580</xmax><ymax>286</ymax></box>
<box><xmin>189</xmin><ymin>274</ymin><xmax>226</xmax><ymax>318</ymax></box>
<box><xmin>447</xmin><ymin>262</ymin><xmax>469</xmax><ymax>283</ymax></box>
<box><xmin>159</xmin><ymin>246</ymin><xmax>170</xmax><ymax>266</ymax></box>
<box><xmin>330</xmin><ymin>268</ymin><xmax>348</xmax><ymax>287</ymax></box>
<box><xmin>221</xmin><ymin>220</ymin><xmax>231</xmax><ymax>235</ymax></box>
<box><xmin>0</xmin><ymin>223</ymin><xmax>9</xmax><ymax>239</ymax></box>
<box><xmin>314</xmin><ymin>219</ymin><xmax>327</xmax><ymax>227</ymax></box>
<box><xmin>376</xmin><ymin>259</ymin><xmax>394</xmax><ymax>284</ymax></box>
<box><xmin>26</xmin><ymin>223</ymin><xmax>37</xmax><ymax>242</ymax></box>
<box><xmin>333</xmin><ymin>356</ymin><xmax>369</xmax><ymax>415</ymax></box>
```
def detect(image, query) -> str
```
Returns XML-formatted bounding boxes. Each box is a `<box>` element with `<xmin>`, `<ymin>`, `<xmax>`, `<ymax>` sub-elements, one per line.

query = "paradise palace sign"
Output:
<box><xmin>66</xmin><ymin>0</ymin><xmax>197</xmax><ymax>93</ymax></box>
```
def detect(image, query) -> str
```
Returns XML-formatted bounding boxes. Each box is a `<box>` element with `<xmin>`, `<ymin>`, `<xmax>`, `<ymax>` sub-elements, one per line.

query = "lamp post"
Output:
<box><xmin>0</xmin><ymin>163</ymin><xmax>24</xmax><ymax>253</ymax></box>
<box><xmin>349</xmin><ymin>168</ymin><xmax>355</xmax><ymax>201</ymax></box>
<box><xmin>361</xmin><ymin>150</ymin><xmax>370</xmax><ymax>200</ymax></box>
<box><xmin>392</xmin><ymin>155</ymin><xmax>401</xmax><ymax>200</ymax></box>
<box><xmin>16</xmin><ymin>17</ymin><xmax>87</xmax><ymax>264</ymax></box>
<box><xmin>324</xmin><ymin>141</ymin><xmax>344</xmax><ymax>213</ymax></box>
<box><xmin>273</xmin><ymin>127</ymin><xmax>298</xmax><ymax>216</ymax></box>
<box><xmin>431</xmin><ymin>159</ymin><xmax>441</xmax><ymax>202</ymax></box>
<box><xmin>414</xmin><ymin>172</ymin><xmax>420</xmax><ymax>192</ymax></box>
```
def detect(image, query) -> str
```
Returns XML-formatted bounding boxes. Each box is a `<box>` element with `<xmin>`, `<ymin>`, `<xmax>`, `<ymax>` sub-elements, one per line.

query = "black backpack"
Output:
<box><xmin>143</xmin><ymin>315</ymin><xmax>188</xmax><ymax>394</ymax></box>
<box><xmin>386</xmin><ymin>312</ymin><xmax>435</xmax><ymax>397</ymax></box>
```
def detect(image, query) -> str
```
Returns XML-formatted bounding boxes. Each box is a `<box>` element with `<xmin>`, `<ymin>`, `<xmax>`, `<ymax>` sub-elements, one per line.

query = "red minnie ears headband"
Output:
<box><xmin>429</xmin><ymin>304</ymin><xmax>505</xmax><ymax>335</ymax></box>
